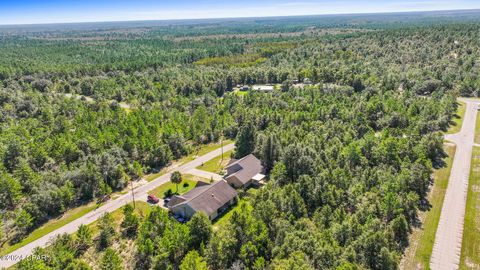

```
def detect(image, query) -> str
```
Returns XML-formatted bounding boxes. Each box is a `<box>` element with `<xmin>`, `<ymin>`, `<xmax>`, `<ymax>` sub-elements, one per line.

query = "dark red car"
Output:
<box><xmin>147</xmin><ymin>194</ymin><xmax>159</xmax><ymax>204</ymax></box>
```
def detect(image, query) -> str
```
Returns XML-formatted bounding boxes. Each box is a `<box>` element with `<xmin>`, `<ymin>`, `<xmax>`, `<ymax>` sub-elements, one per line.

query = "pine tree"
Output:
<box><xmin>235</xmin><ymin>122</ymin><xmax>255</xmax><ymax>159</ymax></box>
<box><xmin>121</xmin><ymin>204</ymin><xmax>139</xmax><ymax>237</ymax></box>
<box><xmin>75</xmin><ymin>224</ymin><xmax>92</xmax><ymax>253</ymax></box>
<box><xmin>98</xmin><ymin>213</ymin><xmax>116</xmax><ymax>249</ymax></box>
<box><xmin>100</xmin><ymin>248</ymin><xmax>123</xmax><ymax>270</ymax></box>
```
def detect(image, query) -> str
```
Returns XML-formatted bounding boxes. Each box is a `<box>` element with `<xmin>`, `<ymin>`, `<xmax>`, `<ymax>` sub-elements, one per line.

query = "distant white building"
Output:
<box><xmin>303</xmin><ymin>78</ymin><xmax>313</xmax><ymax>85</ymax></box>
<box><xmin>252</xmin><ymin>85</ymin><xmax>274</xmax><ymax>92</ymax></box>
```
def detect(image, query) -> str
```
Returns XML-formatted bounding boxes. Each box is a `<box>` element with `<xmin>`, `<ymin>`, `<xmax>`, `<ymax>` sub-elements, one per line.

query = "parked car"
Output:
<box><xmin>147</xmin><ymin>194</ymin><xmax>159</xmax><ymax>204</ymax></box>
<box><xmin>164</xmin><ymin>197</ymin><xmax>171</xmax><ymax>204</ymax></box>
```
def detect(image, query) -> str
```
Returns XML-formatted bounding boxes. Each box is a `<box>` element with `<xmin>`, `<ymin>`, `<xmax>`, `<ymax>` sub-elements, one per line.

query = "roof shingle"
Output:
<box><xmin>167</xmin><ymin>180</ymin><xmax>237</xmax><ymax>217</ymax></box>
<box><xmin>225</xmin><ymin>154</ymin><xmax>263</xmax><ymax>185</ymax></box>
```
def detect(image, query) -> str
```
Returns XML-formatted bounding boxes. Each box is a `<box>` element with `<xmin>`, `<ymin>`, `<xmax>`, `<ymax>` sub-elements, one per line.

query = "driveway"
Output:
<box><xmin>430</xmin><ymin>99</ymin><xmax>480</xmax><ymax>270</ymax></box>
<box><xmin>187</xmin><ymin>168</ymin><xmax>224</xmax><ymax>181</ymax></box>
<box><xmin>0</xmin><ymin>143</ymin><xmax>235</xmax><ymax>269</ymax></box>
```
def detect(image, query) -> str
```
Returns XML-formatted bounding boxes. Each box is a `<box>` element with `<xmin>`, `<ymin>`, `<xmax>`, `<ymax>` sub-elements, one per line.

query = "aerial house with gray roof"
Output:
<box><xmin>167</xmin><ymin>180</ymin><xmax>238</xmax><ymax>220</ymax></box>
<box><xmin>224</xmin><ymin>154</ymin><xmax>265</xmax><ymax>189</ymax></box>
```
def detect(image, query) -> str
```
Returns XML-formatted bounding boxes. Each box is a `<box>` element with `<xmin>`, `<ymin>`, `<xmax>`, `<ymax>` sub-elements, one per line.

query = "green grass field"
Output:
<box><xmin>0</xmin><ymin>201</ymin><xmax>102</xmax><ymax>256</ymax></box>
<box><xmin>149</xmin><ymin>174</ymin><xmax>209</xmax><ymax>199</ymax></box>
<box><xmin>402</xmin><ymin>144</ymin><xmax>456</xmax><ymax>270</ymax></box>
<box><xmin>234</xmin><ymin>90</ymin><xmax>249</xmax><ymax>97</ymax></box>
<box><xmin>196</xmin><ymin>149</ymin><xmax>233</xmax><ymax>174</ymax></box>
<box><xmin>475</xmin><ymin>110</ymin><xmax>480</xmax><ymax>144</ymax></box>
<box><xmin>447</xmin><ymin>101</ymin><xmax>466</xmax><ymax>134</ymax></box>
<box><xmin>459</xmin><ymin>146</ymin><xmax>480</xmax><ymax>269</ymax></box>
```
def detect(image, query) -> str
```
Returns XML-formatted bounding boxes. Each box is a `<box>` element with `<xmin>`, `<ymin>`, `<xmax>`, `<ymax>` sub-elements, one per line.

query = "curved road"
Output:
<box><xmin>0</xmin><ymin>143</ymin><xmax>234</xmax><ymax>269</ymax></box>
<box><xmin>430</xmin><ymin>99</ymin><xmax>480</xmax><ymax>270</ymax></box>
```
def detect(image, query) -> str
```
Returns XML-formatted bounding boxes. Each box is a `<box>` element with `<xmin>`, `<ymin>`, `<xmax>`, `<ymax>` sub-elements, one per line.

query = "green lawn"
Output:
<box><xmin>402</xmin><ymin>144</ymin><xmax>456</xmax><ymax>270</ymax></box>
<box><xmin>149</xmin><ymin>174</ymin><xmax>208</xmax><ymax>199</ymax></box>
<box><xmin>475</xmin><ymin>111</ymin><xmax>480</xmax><ymax>144</ymax></box>
<box><xmin>196</xmin><ymin>149</ymin><xmax>233</xmax><ymax>174</ymax></box>
<box><xmin>0</xmin><ymin>201</ymin><xmax>102</xmax><ymax>256</ymax></box>
<box><xmin>145</xmin><ymin>140</ymin><xmax>233</xmax><ymax>181</ymax></box>
<box><xmin>447</xmin><ymin>101</ymin><xmax>466</xmax><ymax>134</ymax></box>
<box><xmin>459</xmin><ymin>146</ymin><xmax>480</xmax><ymax>269</ymax></box>
<box><xmin>234</xmin><ymin>90</ymin><xmax>249</xmax><ymax>97</ymax></box>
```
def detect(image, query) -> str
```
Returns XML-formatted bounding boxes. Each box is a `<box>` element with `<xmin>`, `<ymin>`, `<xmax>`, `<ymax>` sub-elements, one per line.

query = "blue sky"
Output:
<box><xmin>1</xmin><ymin>0</ymin><xmax>480</xmax><ymax>25</ymax></box>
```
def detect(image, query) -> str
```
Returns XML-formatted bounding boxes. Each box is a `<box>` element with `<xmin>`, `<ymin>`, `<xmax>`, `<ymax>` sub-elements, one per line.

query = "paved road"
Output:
<box><xmin>430</xmin><ymin>99</ymin><xmax>480</xmax><ymax>270</ymax></box>
<box><xmin>0</xmin><ymin>143</ymin><xmax>234</xmax><ymax>269</ymax></box>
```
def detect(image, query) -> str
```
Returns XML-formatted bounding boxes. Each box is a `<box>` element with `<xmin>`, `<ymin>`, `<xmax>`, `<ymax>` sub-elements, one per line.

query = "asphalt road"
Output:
<box><xmin>0</xmin><ymin>143</ymin><xmax>234</xmax><ymax>269</ymax></box>
<box><xmin>430</xmin><ymin>99</ymin><xmax>480</xmax><ymax>270</ymax></box>
<box><xmin>5</xmin><ymin>99</ymin><xmax>476</xmax><ymax>270</ymax></box>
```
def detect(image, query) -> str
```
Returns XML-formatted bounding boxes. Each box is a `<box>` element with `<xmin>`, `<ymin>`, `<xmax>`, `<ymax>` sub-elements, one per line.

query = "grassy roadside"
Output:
<box><xmin>145</xmin><ymin>166</ymin><xmax>170</xmax><ymax>182</ymax></box>
<box><xmin>402</xmin><ymin>144</ymin><xmax>456</xmax><ymax>270</ymax></box>
<box><xmin>447</xmin><ymin>101</ymin><xmax>466</xmax><ymax>134</ymax></box>
<box><xmin>87</xmin><ymin>201</ymin><xmax>151</xmax><ymax>237</ymax></box>
<box><xmin>0</xmin><ymin>201</ymin><xmax>103</xmax><ymax>256</ymax></box>
<box><xmin>475</xmin><ymin>110</ymin><xmax>480</xmax><ymax>144</ymax></box>
<box><xmin>459</xmin><ymin>148</ymin><xmax>480</xmax><ymax>269</ymax></box>
<box><xmin>196</xmin><ymin>149</ymin><xmax>234</xmax><ymax>174</ymax></box>
<box><xmin>181</xmin><ymin>140</ymin><xmax>233</xmax><ymax>165</ymax></box>
<box><xmin>403</xmin><ymin>100</ymin><xmax>470</xmax><ymax>269</ymax></box>
<box><xmin>145</xmin><ymin>140</ymin><xmax>233</xmax><ymax>181</ymax></box>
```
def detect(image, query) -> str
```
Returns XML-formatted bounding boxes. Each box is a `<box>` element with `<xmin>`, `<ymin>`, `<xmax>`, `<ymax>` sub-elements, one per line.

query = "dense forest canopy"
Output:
<box><xmin>0</xmin><ymin>10</ymin><xmax>479</xmax><ymax>270</ymax></box>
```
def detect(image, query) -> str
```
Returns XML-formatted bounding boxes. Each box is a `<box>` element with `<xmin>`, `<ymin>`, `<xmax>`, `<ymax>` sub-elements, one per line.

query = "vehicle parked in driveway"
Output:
<box><xmin>163</xmin><ymin>197</ymin><xmax>171</xmax><ymax>204</ymax></box>
<box><xmin>147</xmin><ymin>194</ymin><xmax>159</xmax><ymax>204</ymax></box>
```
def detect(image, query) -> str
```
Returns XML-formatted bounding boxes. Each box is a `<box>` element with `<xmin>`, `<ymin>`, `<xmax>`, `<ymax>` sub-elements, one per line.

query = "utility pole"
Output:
<box><xmin>131</xmin><ymin>180</ymin><xmax>136</xmax><ymax>209</ymax></box>
<box><xmin>221</xmin><ymin>133</ymin><xmax>224</xmax><ymax>163</ymax></box>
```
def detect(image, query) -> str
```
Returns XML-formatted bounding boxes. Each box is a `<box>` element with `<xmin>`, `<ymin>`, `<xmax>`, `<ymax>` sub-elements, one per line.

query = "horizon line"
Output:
<box><xmin>1</xmin><ymin>7</ymin><xmax>479</xmax><ymax>27</ymax></box>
